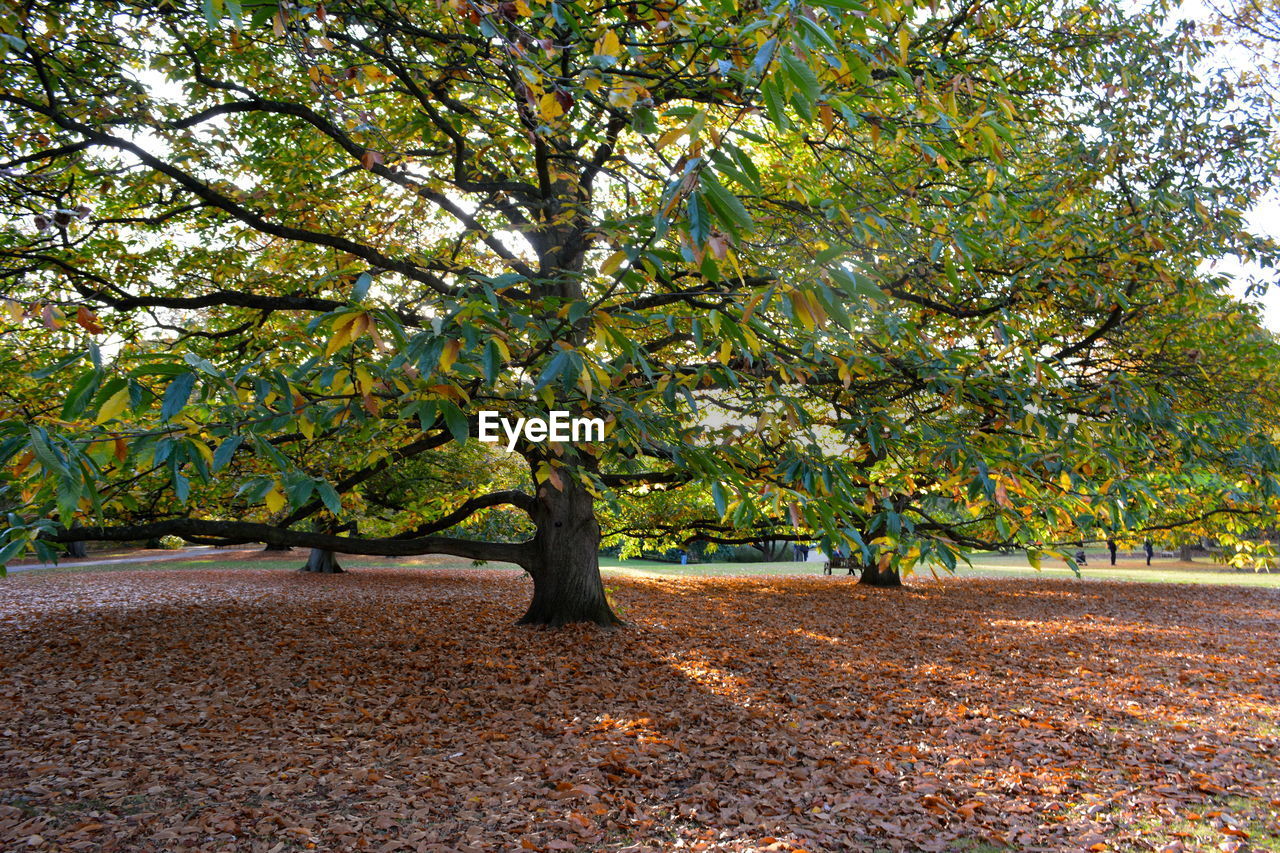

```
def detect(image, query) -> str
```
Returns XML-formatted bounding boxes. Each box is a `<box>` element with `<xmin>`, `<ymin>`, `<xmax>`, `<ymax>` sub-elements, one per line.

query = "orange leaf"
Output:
<box><xmin>76</xmin><ymin>306</ymin><xmax>103</xmax><ymax>333</ymax></box>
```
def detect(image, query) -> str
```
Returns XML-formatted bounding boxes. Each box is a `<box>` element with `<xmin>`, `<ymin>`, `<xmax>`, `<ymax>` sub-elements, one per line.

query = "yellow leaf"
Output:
<box><xmin>299</xmin><ymin>417</ymin><xmax>315</xmax><ymax>440</ymax></box>
<box><xmin>898</xmin><ymin>27</ymin><xmax>910</xmax><ymax>64</ymax></box>
<box><xmin>95</xmin><ymin>388</ymin><xmax>130</xmax><ymax>424</ymax></box>
<box><xmin>265</xmin><ymin>486</ymin><xmax>286</xmax><ymax>514</ymax></box>
<box><xmin>819</xmin><ymin>102</ymin><xmax>834</xmax><ymax>135</ymax></box>
<box><xmin>190</xmin><ymin>439</ymin><xmax>214</xmax><ymax>468</ymax></box>
<box><xmin>325</xmin><ymin>312</ymin><xmax>361</xmax><ymax>357</ymax></box>
<box><xmin>355</xmin><ymin>365</ymin><xmax>375</xmax><ymax>394</ymax></box>
<box><xmin>595</xmin><ymin>30</ymin><xmax>620</xmax><ymax>58</ymax></box>
<box><xmin>492</xmin><ymin>336</ymin><xmax>511</xmax><ymax>362</ymax></box>
<box><xmin>717</xmin><ymin>339</ymin><xmax>733</xmax><ymax>365</ymax></box>
<box><xmin>789</xmin><ymin>291</ymin><xmax>815</xmax><ymax>331</ymax></box>
<box><xmin>654</xmin><ymin>126</ymin><xmax>686</xmax><ymax>150</ymax></box>
<box><xmin>439</xmin><ymin>339</ymin><xmax>461</xmax><ymax>373</ymax></box>
<box><xmin>600</xmin><ymin>249</ymin><xmax>628</xmax><ymax>276</ymax></box>
<box><xmin>538</xmin><ymin>92</ymin><xmax>564</xmax><ymax>121</ymax></box>
<box><xmin>608</xmin><ymin>83</ymin><xmax>640</xmax><ymax>109</ymax></box>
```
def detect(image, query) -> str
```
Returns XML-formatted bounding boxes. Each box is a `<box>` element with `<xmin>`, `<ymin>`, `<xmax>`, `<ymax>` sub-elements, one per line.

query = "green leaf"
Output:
<box><xmin>442</xmin><ymin>403</ymin><xmax>470</xmax><ymax>445</ymax></box>
<box><xmin>482</xmin><ymin>340</ymin><xmax>502</xmax><ymax>385</ymax></box>
<box><xmin>316</xmin><ymin>481</ymin><xmax>343</xmax><ymax>515</ymax></box>
<box><xmin>212</xmin><ymin>435</ymin><xmax>243</xmax><ymax>472</ymax></box>
<box><xmin>352</xmin><ymin>272</ymin><xmax>373</xmax><ymax>301</ymax></box>
<box><xmin>202</xmin><ymin>0</ymin><xmax>223</xmax><ymax>28</ymax></box>
<box><xmin>700</xmin><ymin>174</ymin><xmax>755</xmax><ymax>238</ymax></box>
<box><xmin>161</xmin><ymin>373</ymin><xmax>197</xmax><ymax>422</ymax></box>
<box><xmin>535</xmin><ymin>349</ymin><xmax>580</xmax><ymax>391</ymax></box>
<box><xmin>760</xmin><ymin>74</ymin><xmax>790</xmax><ymax>129</ymax></box>
<box><xmin>829</xmin><ymin>267</ymin><xmax>885</xmax><ymax>302</ymax></box>
<box><xmin>750</xmin><ymin>37</ymin><xmax>777</xmax><ymax>77</ymax></box>
<box><xmin>781</xmin><ymin>50</ymin><xmax>821</xmax><ymax>105</ymax></box>
<box><xmin>0</xmin><ymin>537</ymin><xmax>26</xmax><ymax>569</ymax></box>
<box><xmin>62</xmin><ymin>370</ymin><xmax>102</xmax><ymax>420</ymax></box>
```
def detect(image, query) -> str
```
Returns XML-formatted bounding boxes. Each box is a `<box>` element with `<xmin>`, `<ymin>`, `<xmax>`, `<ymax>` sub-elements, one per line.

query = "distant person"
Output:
<box><xmin>793</xmin><ymin>542</ymin><xmax>809</xmax><ymax>562</ymax></box>
<box><xmin>1144</xmin><ymin>540</ymin><xmax>1154</xmax><ymax>566</ymax></box>
<box><xmin>1107</xmin><ymin>539</ymin><xmax>1117</xmax><ymax>565</ymax></box>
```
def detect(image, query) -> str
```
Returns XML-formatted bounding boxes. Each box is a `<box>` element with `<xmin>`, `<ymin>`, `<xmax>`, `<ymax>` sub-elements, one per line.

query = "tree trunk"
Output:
<box><xmin>858</xmin><ymin>562</ymin><xmax>903</xmax><ymax>587</ymax></box>
<box><xmin>263</xmin><ymin>542</ymin><xmax>293</xmax><ymax>552</ymax></box>
<box><xmin>519</xmin><ymin>477</ymin><xmax>621</xmax><ymax>627</ymax></box>
<box><xmin>65</xmin><ymin>540</ymin><xmax>88</xmax><ymax>558</ymax></box>
<box><xmin>299</xmin><ymin>548</ymin><xmax>344</xmax><ymax>573</ymax></box>
<box><xmin>1178</xmin><ymin>544</ymin><xmax>1196</xmax><ymax>562</ymax></box>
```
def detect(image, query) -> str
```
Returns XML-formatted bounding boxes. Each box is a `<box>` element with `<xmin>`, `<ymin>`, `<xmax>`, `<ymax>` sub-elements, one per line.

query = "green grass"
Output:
<box><xmin>937</xmin><ymin>550</ymin><xmax>1280</xmax><ymax>587</ymax></box>
<box><xmin>9</xmin><ymin>548</ymin><xmax>1280</xmax><ymax>588</ymax></box>
<box><xmin>599</xmin><ymin>551</ymin><xmax>1280</xmax><ymax>587</ymax></box>
<box><xmin>1117</xmin><ymin>795</ymin><xmax>1280</xmax><ymax>852</ymax></box>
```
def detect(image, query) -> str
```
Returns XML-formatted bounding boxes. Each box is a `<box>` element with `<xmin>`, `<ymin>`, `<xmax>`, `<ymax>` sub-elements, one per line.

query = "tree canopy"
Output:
<box><xmin>1</xmin><ymin>0</ymin><xmax>1278</xmax><ymax>623</ymax></box>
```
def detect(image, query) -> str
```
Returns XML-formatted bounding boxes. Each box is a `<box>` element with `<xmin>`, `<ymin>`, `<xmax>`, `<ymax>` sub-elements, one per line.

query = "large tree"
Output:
<box><xmin>2</xmin><ymin>0</ymin><xmax>1277</xmax><ymax>621</ymax></box>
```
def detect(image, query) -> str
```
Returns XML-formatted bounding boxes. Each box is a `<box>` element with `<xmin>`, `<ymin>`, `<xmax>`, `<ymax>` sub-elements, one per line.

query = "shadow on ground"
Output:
<box><xmin>0</xmin><ymin>570</ymin><xmax>1276</xmax><ymax>852</ymax></box>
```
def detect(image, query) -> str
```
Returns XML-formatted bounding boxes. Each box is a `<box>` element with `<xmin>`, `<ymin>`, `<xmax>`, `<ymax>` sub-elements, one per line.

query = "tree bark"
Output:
<box><xmin>300</xmin><ymin>548</ymin><xmax>344</xmax><ymax>574</ymax></box>
<box><xmin>519</xmin><ymin>477</ymin><xmax>621</xmax><ymax>627</ymax></box>
<box><xmin>858</xmin><ymin>562</ymin><xmax>903</xmax><ymax>587</ymax></box>
<box><xmin>1178</xmin><ymin>544</ymin><xmax>1196</xmax><ymax>562</ymax></box>
<box><xmin>65</xmin><ymin>540</ymin><xmax>88</xmax><ymax>558</ymax></box>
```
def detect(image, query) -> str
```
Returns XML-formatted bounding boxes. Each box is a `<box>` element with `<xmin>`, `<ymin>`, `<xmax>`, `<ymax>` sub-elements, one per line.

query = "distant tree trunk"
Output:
<box><xmin>263</xmin><ymin>542</ymin><xmax>293</xmax><ymax>552</ymax></box>
<box><xmin>519</xmin><ymin>477</ymin><xmax>621</xmax><ymax>627</ymax></box>
<box><xmin>62</xmin><ymin>525</ymin><xmax>87</xmax><ymax>558</ymax></box>
<box><xmin>1179</xmin><ymin>544</ymin><xmax>1196</xmax><ymax>561</ymax></box>
<box><xmin>299</xmin><ymin>549</ymin><xmax>343</xmax><ymax>574</ymax></box>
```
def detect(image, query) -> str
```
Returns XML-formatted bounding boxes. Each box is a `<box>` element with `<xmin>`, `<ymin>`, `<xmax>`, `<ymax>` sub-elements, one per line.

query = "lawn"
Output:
<box><xmin>1</xmin><ymin>566</ymin><xmax>1277</xmax><ymax>851</ymax></box>
<box><xmin>13</xmin><ymin>546</ymin><xmax>1280</xmax><ymax>590</ymax></box>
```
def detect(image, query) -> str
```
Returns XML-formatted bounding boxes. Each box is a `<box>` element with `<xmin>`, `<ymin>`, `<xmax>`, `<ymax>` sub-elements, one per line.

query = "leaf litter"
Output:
<box><xmin>0</xmin><ymin>568</ymin><xmax>1277</xmax><ymax>851</ymax></box>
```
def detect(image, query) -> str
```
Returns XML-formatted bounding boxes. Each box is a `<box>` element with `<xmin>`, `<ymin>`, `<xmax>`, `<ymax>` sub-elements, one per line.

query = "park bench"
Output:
<box><xmin>823</xmin><ymin>555</ymin><xmax>860</xmax><ymax>576</ymax></box>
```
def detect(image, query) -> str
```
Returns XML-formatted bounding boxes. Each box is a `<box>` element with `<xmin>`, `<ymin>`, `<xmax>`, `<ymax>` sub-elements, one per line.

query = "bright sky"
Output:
<box><xmin>1220</xmin><ymin>195</ymin><xmax>1280</xmax><ymax>331</ymax></box>
<box><xmin>1178</xmin><ymin>0</ymin><xmax>1280</xmax><ymax>330</ymax></box>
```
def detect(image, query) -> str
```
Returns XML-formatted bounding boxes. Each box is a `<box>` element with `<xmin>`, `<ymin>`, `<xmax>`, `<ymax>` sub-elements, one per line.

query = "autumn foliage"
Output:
<box><xmin>1</xmin><ymin>567</ymin><xmax>1277</xmax><ymax>851</ymax></box>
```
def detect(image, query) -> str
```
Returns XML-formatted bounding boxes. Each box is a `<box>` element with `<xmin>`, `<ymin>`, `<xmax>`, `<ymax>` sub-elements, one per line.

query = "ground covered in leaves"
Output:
<box><xmin>1</xmin><ymin>568</ymin><xmax>1277</xmax><ymax>852</ymax></box>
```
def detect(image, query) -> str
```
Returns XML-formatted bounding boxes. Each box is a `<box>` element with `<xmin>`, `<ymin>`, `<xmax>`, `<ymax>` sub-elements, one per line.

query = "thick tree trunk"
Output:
<box><xmin>858</xmin><ymin>562</ymin><xmax>903</xmax><ymax>587</ymax></box>
<box><xmin>519</xmin><ymin>477</ymin><xmax>621</xmax><ymax>627</ymax></box>
<box><xmin>299</xmin><ymin>548</ymin><xmax>344</xmax><ymax>573</ymax></box>
<box><xmin>1178</xmin><ymin>544</ymin><xmax>1196</xmax><ymax>562</ymax></box>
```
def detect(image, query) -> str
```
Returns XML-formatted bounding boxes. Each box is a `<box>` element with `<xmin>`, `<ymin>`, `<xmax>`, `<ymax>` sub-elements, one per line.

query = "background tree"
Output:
<box><xmin>1</xmin><ymin>0</ymin><xmax>1277</xmax><ymax>621</ymax></box>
